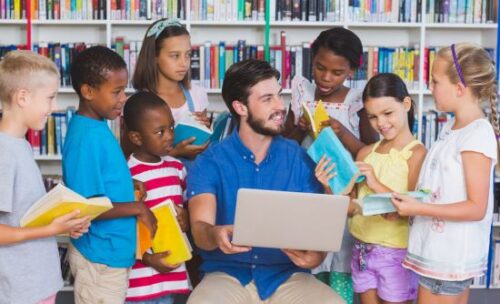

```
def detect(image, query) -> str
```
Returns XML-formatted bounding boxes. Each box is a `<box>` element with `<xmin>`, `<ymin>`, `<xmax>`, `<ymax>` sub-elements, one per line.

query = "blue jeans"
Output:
<box><xmin>125</xmin><ymin>294</ymin><xmax>175</xmax><ymax>304</ymax></box>
<box><xmin>419</xmin><ymin>276</ymin><xmax>473</xmax><ymax>296</ymax></box>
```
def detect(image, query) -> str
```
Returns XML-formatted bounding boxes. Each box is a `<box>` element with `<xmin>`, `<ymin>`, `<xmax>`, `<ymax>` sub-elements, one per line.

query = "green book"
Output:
<box><xmin>361</xmin><ymin>190</ymin><xmax>430</xmax><ymax>216</ymax></box>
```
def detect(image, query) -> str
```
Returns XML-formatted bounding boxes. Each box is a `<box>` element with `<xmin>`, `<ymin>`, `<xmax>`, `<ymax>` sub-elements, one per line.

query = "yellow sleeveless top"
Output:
<box><xmin>349</xmin><ymin>139</ymin><xmax>421</xmax><ymax>248</ymax></box>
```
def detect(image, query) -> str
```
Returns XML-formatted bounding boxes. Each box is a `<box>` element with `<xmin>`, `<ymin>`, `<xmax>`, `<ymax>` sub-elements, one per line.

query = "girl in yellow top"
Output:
<box><xmin>316</xmin><ymin>73</ymin><xmax>426</xmax><ymax>304</ymax></box>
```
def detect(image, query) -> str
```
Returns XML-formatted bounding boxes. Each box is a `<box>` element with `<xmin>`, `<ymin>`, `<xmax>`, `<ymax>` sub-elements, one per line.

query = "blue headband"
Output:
<box><xmin>147</xmin><ymin>19</ymin><xmax>183</xmax><ymax>39</ymax></box>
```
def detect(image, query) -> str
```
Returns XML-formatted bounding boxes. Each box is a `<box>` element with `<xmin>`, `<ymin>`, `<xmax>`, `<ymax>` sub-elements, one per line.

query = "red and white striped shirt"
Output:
<box><xmin>126</xmin><ymin>155</ymin><xmax>190</xmax><ymax>302</ymax></box>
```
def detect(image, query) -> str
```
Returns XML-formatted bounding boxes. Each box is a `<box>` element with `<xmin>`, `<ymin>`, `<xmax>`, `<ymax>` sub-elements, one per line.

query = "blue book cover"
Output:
<box><xmin>218</xmin><ymin>42</ymin><xmax>225</xmax><ymax>87</ymax></box>
<box><xmin>173</xmin><ymin>114</ymin><xmax>212</xmax><ymax>146</ymax></box>
<box><xmin>307</xmin><ymin>128</ymin><xmax>364</xmax><ymax>195</ymax></box>
<box><xmin>211</xmin><ymin>111</ymin><xmax>232</xmax><ymax>143</ymax></box>
<box><xmin>361</xmin><ymin>190</ymin><xmax>430</xmax><ymax>216</ymax></box>
<box><xmin>54</xmin><ymin>113</ymin><xmax>63</xmax><ymax>155</ymax></box>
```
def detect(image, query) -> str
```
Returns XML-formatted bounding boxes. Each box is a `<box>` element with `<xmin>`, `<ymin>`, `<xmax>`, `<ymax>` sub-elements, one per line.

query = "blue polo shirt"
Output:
<box><xmin>63</xmin><ymin>114</ymin><xmax>136</xmax><ymax>268</ymax></box>
<box><xmin>187</xmin><ymin>129</ymin><xmax>323</xmax><ymax>300</ymax></box>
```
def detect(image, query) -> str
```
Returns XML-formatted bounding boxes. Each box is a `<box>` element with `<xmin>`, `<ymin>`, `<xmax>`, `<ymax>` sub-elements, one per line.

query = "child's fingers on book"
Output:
<box><xmin>180</xmin><ymin>137</ymin><xmax>197</xmax><ymax>146</ymax></box>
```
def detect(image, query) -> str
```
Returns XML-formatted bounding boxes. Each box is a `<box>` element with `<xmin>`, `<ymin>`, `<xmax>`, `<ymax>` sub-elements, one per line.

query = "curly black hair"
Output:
<box><xmin>123</xmin><ymin>91</ymin><xmax>169</xmax><ymax>132</ymax></box>
<box><xmin>311</xmin><ymin>27</ymin><xmax>363</xmax><ymax>69</ymax></box>
<box><xmin>70</xmin><ymin>45</ymin><xmax>127</xmax><ymax>97</ymax></box>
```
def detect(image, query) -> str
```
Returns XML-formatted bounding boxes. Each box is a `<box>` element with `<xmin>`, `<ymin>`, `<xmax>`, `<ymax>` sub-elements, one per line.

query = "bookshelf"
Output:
<box><xmin>2</xmin><ymin>1</ymin><xmax>497</xmax><ymax>140</ymax></box>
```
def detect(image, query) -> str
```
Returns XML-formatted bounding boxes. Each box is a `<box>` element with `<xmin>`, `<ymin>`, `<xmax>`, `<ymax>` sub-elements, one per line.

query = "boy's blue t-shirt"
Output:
<box><xmin>63</xmin><ymin>114</ymin><xmax>136</xmax><ymax>268</ymax></box>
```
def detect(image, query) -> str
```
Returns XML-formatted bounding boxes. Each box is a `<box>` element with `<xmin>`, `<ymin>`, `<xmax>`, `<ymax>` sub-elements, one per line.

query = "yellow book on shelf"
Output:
<box><xmin>20</xmin><ymin>184</ymin><xmax>112</xmax><ymax>228</ymax></box>
<box><xmin>302</xmin><ymin>100</ymin><xmax>330</xmax><ymax>139</ymax></box>
<box><xmin>151</xmin><ymin>200</ymin><xmax>192</xmax><ymax>265</ymax></box>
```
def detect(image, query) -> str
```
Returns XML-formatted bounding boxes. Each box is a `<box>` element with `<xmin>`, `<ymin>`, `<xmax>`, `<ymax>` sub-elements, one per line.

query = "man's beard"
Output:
<box><xmin>246</xmin><ymin>109</ymin><xmax>286</xmax><ymax>136</ymax></box>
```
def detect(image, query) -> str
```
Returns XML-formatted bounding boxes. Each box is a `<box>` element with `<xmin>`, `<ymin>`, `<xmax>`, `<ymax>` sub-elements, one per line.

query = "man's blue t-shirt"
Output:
<box><xmin>63</xmin><ymin>114</ymin><xmax>136</xmax><ymax>268</ymax></box>
<box><xmin>187</xmin><ymin>129</ymin><xmax>323</xmax><ymax>300</ymax></box>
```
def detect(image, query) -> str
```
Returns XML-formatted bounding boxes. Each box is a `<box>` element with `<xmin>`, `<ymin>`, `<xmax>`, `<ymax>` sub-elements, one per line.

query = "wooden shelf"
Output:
<box><xmin>190</xmin><ymin>20</ymin><xmax>264</xmax><ymax>26</ymax></box>
<box><xmin>425</xmin><ymin>23</ymin><xmax>497</xmax><ymax>29</ymax></box>
<box><xmin>271</xmin><ymin>21</ymin><xmax>343</xmax><ymax>27</ymax></box>
<box><xmin>32</xmin><ymin>20</ymin><xmax>107</xmax><ymax>25</ymax></box>
<box><xmin>347</xmin><ymin>22</ymin><xmax>421</xmax><ymax>28</ymax></box>
<box><xmin>34</xmin><ymin>155</ymin><xmax>62</xmax><ymax>161</ymax></box>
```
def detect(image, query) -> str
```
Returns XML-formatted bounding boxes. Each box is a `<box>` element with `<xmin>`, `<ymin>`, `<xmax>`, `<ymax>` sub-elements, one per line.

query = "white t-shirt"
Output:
<box><xmin>170</xmin><ymin>83</ymin><xmax>209</xmax><ymax>123</ymax></box>
<box><xmin>405</xmin><ymin>118</ymin><xmax>497</xmax><ymax>280</ymax></box>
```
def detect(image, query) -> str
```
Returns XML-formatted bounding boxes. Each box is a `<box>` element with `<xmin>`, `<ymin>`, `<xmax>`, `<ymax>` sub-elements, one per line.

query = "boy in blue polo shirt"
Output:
<box><xmin>63</xmin><ymin>46</ymin><xmax>157</xmax><ymax>304</ymax></box>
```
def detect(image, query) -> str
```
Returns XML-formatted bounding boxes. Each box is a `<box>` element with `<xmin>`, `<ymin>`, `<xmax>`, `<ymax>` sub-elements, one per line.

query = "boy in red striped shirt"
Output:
<box><xmin>123</xmin><ymin>91</ymin><xmax>190</xmax><ymax>303</ymax></box>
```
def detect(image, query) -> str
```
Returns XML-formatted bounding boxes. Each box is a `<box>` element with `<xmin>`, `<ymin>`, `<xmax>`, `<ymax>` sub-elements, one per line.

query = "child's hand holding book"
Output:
<box><xmin>193</xmin><ymin>111</ymin><xmax>211</xmax><ymax>128</ymax></box>
<box><xmin>137</xmin><ymin>200</ymin><xmax>158</xmax><ymax>238</ymax></box>
<box><xmin>49</xmin><ymin>209</ymin><xmax>91</xmax><ymax>239</ymax></box>
<box><xmin>314</xmin><ymin>155</ymin><xmax>336</xmax><ymax>194</ymax></box>
<box><xmin>142</xmin><ymin>251</ymin><xmax>181</xmax><ymax>274</ymax></box>
<box><xmin>169</xmin><ymin>137</ymin><xmax>209</xmax><ymax>160</ymax></box>
<box><xmin>356</xmin><ymin>161</ymin><xmax>381</xmax><ymax>191</ymax></box>
<box><xmin>174</xmin><ymin>204</ymin><xmax>189</xmax><ymax>232</ymax></box>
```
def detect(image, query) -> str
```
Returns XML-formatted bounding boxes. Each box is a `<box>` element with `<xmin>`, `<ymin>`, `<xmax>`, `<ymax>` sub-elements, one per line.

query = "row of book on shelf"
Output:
<box><xmin>0</xmin><ymin>0</ymin><xmax>497</xmax><ymax>22</ymax></box>
<box><xmin>349</xmin><ymin>0</ymin><xmax>498</xmax><ymax>23</ymax></box>
<box><xmin>0</xmin><ymin>0</ymin><xmax>107</xmax><ymax>20</ymax></box>
<box><xmin>6</xmin><ymin>38</ymin><xmax>490</xmax><ymax>92</ymax></box>
<box><xmin>23</xmin><ymin>107</ymin><xmax>121</xmax><ymax>157</ymax></box>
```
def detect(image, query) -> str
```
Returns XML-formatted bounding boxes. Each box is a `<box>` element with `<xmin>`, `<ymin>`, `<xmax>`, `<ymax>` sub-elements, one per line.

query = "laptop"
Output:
<box><xmin>232</xmin><ymin>188</ymin><xmax>349</xmax><ymax>252</ymax></box>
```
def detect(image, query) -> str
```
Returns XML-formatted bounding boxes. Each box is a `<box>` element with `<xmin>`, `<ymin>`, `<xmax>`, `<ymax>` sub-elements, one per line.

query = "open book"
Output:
<box><xmin>173</xmin><ymin>114</ymin><xmax>213</xmax><ymax>146</ymax></box>
<box><xmin>136</xmin><ymin>200</ymin><xmax>192</xmax><ymax>265</ymax></box>
<box><xmin>302</xmin><ymin>100</ymin><xmax>330</xmax><ymax>138</ymax></box>
<box><xmin>307</xmin><ymin>128</ymin><xmax>364</xmax><ymax>195</ymax></box>
<box><xmin>20</xmin><ymin>184</ymin><xmax>112</xmax><ymax>228</ymax></box>
<box><xmin>360</xmin><ymin>190</ymin><xmax>430</xmax><ymax>216</ymax></box>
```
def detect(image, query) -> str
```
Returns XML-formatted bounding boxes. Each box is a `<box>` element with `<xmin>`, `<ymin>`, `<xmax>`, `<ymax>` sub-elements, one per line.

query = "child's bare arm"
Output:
<box><xmin>97</xmin><ymin>201</ymin><xmax>158</xmax><ymax>236</ymax></box>
<box><xmin>406</xmin><ymin>145</ymin><xmax>427</xmax><ymax>190</ymax></box>
<box><xmin>0</xmin><ymin>210</ymin><xmax>90</xmax><ymax>245</ymax></box>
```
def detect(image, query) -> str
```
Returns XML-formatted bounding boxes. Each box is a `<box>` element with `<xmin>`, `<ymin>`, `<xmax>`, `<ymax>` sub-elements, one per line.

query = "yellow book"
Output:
<box><xmin>302</xmin><ymin>100</ymin><xmax>330</xmax><ymax>139</ymax></box>
<box><xmin>20</xmin><ymin>184</ymin><xmax>112</xmax><ymax>228</ymax></box>
<box><xmin>151</xmin><ymin>200</ymin><xmax>192</xmax><ymax>265</ymax></box>
<box><xmin>47</xmin><ymin>116</ymin><xmax>55</xmax><ymax>155</ymax></box>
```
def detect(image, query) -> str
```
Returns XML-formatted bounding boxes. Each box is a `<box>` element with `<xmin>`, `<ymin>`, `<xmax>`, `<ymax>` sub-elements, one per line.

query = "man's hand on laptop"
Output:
<box><xmin>282</xmin><ymin>249</ymin><xmax>326</xmax><ymax>269</ymax></box>
<box><xmin>211</xmin><ymin>225</ymin><xmax>251</xmax><ymax>254</ymax></box>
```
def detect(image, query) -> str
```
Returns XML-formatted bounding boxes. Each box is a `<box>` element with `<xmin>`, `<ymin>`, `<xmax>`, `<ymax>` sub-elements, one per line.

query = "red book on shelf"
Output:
<box><xmin>257</xmin><ymin>45</ymin><xmax>264</xmax><ymax>60</ymax></box>
<box><xmin>27</xmin><ymin>129</ymin><xmax>41</xmax><ymax>156</ymax></box>
<box><xmin>424</xmin><ymin>47</ymin><xmax>429</xmax><ymax>88</ymax></box>
<box><xmin>210</xmin><ymin>45</ymin><xmax>216</xmax><ymax>89</ymax></box>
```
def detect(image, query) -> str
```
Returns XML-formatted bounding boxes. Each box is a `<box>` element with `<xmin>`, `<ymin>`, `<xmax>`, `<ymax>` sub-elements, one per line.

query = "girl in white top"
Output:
<box><xmin>286</xmin><ymin>27</ymin><xmax>378</xmax><ymax>304</ymax></box>
<box><xmin>392</xmin><ymin>43</ymin><xmax>499</xmax><ymax>304</ymax></box>
<box><xmin>128</xmin><ymin>18</ymin><xmax>210</xmax><ymax>162</ymax></box>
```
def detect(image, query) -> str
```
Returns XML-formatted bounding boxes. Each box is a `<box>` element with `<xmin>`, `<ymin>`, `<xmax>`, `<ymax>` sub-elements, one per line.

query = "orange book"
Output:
<box><xmin>136</xmin><ymin>219</ymin><xmax>152</xmax><ymax>259</ymax></box>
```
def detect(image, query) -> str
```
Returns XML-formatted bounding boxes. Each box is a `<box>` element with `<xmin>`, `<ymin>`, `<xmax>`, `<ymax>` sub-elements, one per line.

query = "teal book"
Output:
<box><xmin>210</xmin><ymin>111</ymin><xmax>233</xmax><ymax>143</ymax></box>
<box><xmin>307</xmin><ymin>128</ymin><xmax>364</xmax><ymax>195</ymax></box>
<box><xmin>361</xmin><ymin>190</ymin><xmax>430</xmax><ymax>216</ymax></box>
<box><xmin>173</xmin><ymin>114</ymin><xmax>212</xmax><ymax>146</ymax></box>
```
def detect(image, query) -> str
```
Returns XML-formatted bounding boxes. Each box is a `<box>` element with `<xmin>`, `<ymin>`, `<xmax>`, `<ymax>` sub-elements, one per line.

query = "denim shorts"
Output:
<box><xmin>419</xmin><ymin>275</ymin><xmax>473</xmax><ymax>296</ymax></box>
